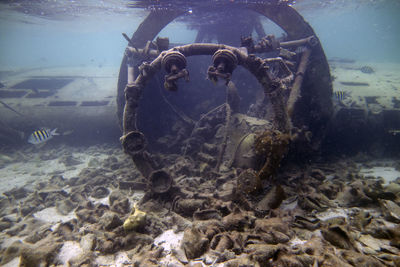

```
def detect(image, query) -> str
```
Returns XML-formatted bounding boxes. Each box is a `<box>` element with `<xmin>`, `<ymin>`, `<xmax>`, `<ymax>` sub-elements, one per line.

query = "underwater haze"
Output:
<box><xmin>2</xmin><ymin>0</ymin><xmax>395</xmax><ymax>149</ymax></box>
<box><xmin>0</xmin><ymin>0</ymin><xmax>399</xmax><ymax>68</ymax></box>
<box><xmin>0</xmin><ymin>0</ymin><xmax>400</xmax><ymax>266</ymax></box>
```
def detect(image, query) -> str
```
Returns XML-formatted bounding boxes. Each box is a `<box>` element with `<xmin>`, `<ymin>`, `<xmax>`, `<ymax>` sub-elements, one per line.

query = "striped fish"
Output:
<box><xmin>28</xmin><ymin>128</ymin><xmax>59</xmax><ymax>145</ymax></box>
<box><xmin>333</xmin><ymin>91</ymin><xmax>348</xmax><ymax>102</ymax></box>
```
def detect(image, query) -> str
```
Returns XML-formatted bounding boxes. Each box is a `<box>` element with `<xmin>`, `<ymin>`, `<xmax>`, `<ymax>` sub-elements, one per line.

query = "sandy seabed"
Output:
<box><xmin>0</xmin><ymin>143</ymin><xmax>400</xmax><ymax>266</ymax></box>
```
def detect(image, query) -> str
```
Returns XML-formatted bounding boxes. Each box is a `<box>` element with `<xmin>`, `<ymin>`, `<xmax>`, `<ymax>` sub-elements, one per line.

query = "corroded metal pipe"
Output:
<box><xmin>117</xmin><ymin>9</ymin><xmax>184</xmax><ymax>128</ymax></box>
<box><xmin>127</xmin><ymin>35</ymin><xmax>317</xmax><ymax>59</ymax></box>
<box><xmin>287</xmin><ymin>47</ymin><xmax>312</xmax><ymax>118</ymax></box>
<box><xmin>280</xmin><ymin>35</ymin><xmax>318</xmax><ymax>49</ymax></box>
<box><xmin>125</xmin><ymin>49</ymin><xmax>136</xmax><ymax>86</ymax></box>
<box><xmin>127</xmin><ymin>47</ymin><xmax>160</xmax><ymax>58</ymax></box>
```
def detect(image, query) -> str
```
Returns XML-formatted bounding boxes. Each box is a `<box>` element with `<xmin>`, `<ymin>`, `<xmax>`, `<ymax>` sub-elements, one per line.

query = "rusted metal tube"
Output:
<box><xmin>122</xmin><ymin>85</ymin><xmax>140</xmax><ymax>133</ymax></box>
<box><xmin>125</xmin><ymin>48</ymin><xmax>136</xmax><ymax>86</ymax></box>
<box><xmin>244</xmin><ymin>35</ymin><xmax>317</xmax><ymax>54</ymax></box>
<box><xmin>280</xmin><ymin>35</ymin><xmax>318</xmax><ymax>49</ymax></box>
<box><xmin>132</xmin><ymin>152</ymin><xmax>157</xmax><ymax>178</ymax></box>
<box><xmin>287</xmin><ymin>48</ymin><xmax>312</xmax><ymax>118</ymax></box>
<box><xmin>117</xmin><ymin>9</ymin><xmax>183</xmax><ymax>126</ymax></box>
<box><xmin>127</xmin><ymin>43</ymin><xmax>248</xmax><ymax>63</ymax></box>
<box><xmin>127</xmin><ymin>66</ymin><xmax>135</xmax><ymax>86</ymax></box>
<box><xmin>149</xmin><ymin>169</ymin><xmax>173</xmax><ymax>194</ymax></box>
<box><xmin>127</xmin><ymin>47</ymin><xmax>160</xmax><ymax>58</ymax></box>
<box><xmin>121</xmin><ymin>84</ymin><xmax>157</xmax><ymax>178</ymax></box>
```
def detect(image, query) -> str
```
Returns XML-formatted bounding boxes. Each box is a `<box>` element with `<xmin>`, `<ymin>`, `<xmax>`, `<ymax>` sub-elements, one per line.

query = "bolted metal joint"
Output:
<box><xmin>161</xmin><ymin>51</ymin><xmax>189</xmax><ymax>91</ymax></box>
<box><xmin>208</xmin><ymin>49</ymin><xmax>238</xmax><ymax>85</ymax></box>
<box><xmin>121</xmin><ymin>131</ymin><xmax>147</xmax><ymax>156</ymax></box>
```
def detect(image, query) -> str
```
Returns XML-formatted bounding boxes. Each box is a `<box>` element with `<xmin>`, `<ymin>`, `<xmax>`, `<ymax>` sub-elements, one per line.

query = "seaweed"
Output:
<box><xmin>254</xmin><ymin>129</ymin><xmax>291</xmax><ymax>180</ymax></box>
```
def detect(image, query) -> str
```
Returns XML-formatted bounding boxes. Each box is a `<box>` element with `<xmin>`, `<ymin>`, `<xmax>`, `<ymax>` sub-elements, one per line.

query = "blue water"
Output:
<box><xmin>304</xmin><ymin>2</ymin><xmax>400</xmax><ymax>62</ymax></box>
<box><xmin>0</xmin><ymin>2</ymin><xmax>143</xmax><ymax>68</ymax></box>
<box><xmin>0</xmin><ymin>0</ymin><xmax>399</xmax><ymax>69</ymax></box>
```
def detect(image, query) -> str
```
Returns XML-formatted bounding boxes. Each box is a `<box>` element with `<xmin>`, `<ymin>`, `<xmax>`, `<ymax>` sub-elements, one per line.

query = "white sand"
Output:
<box><xmin>57</xmin><ymin>241</ymin><xmax>84</xmax><ymax>265</ymax></box>
<box><xmin>33</xmin><ymin>207</ymin><xmax>77</xmax><ymax>224</ymax></box>
<box><xmin>95</xmin><ymin>252</ymin><xmax>131</xmax><ymax>266</ymax></box>
<box><xmin>360</xmin><ymin>166</ymin><xmax>400</xmax><ymax>185</ymax></box>
<box><xmin>0</xmin><ymin>148</ymin><xmax>110</xmax><ymax>195</ymax></box>
<box><xmin>152</xmin><ymin>230</ymin><xmax>186</xmax><ymax>266</ymax></box>
<box><xmin>331</xmin><ymin>61</ymin><xmax>400</xmax><ymax>111</ymax></box>
<box><xmin>154</xmin><ymin>229</ymin><xmax>184</xmax><ymax>253</ymax></box>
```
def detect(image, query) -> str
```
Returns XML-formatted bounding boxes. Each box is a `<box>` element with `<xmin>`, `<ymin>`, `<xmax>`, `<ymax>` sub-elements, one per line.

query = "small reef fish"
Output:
<box><xmin>28</xmin><ymin>128</ymin><xmax>59</xmax><ymax>144</ymax></box>
<box><xmin>333</xmin><ymin>90</ymin><xmax>349</xmax><ymax>102</ymax></box>
<box><xmin>359</xmin><ymin>65</ymin><xmax>374</xmax><ymax>74</ymax></box>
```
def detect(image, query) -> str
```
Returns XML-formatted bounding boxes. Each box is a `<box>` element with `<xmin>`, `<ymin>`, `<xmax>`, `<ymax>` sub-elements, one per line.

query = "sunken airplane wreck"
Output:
<box><xmin>0</xmin><ymin>2</ymin><xmax>397</xmax><ymax>154</ymax></box>
<box><xmin>1</xmin><ymin>0</ymin><xmax>400</xmax><ymax>266</ymax></box>
<box><xmin>0</xmin><ymin>66</ymin><xmax>119</xmax><ymax>145</ymax></box>
<box><xmin>117</xmin><ymin>0</ymin><xmax>333</xmax><ymax>182</ymax></box>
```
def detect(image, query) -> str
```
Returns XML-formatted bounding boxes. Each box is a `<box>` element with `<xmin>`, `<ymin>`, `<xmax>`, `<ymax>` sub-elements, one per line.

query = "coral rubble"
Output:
<box><xmin>0</xmin><ymin>145</ymin><xmax>399</xmax><ymax>266</ymax></box>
